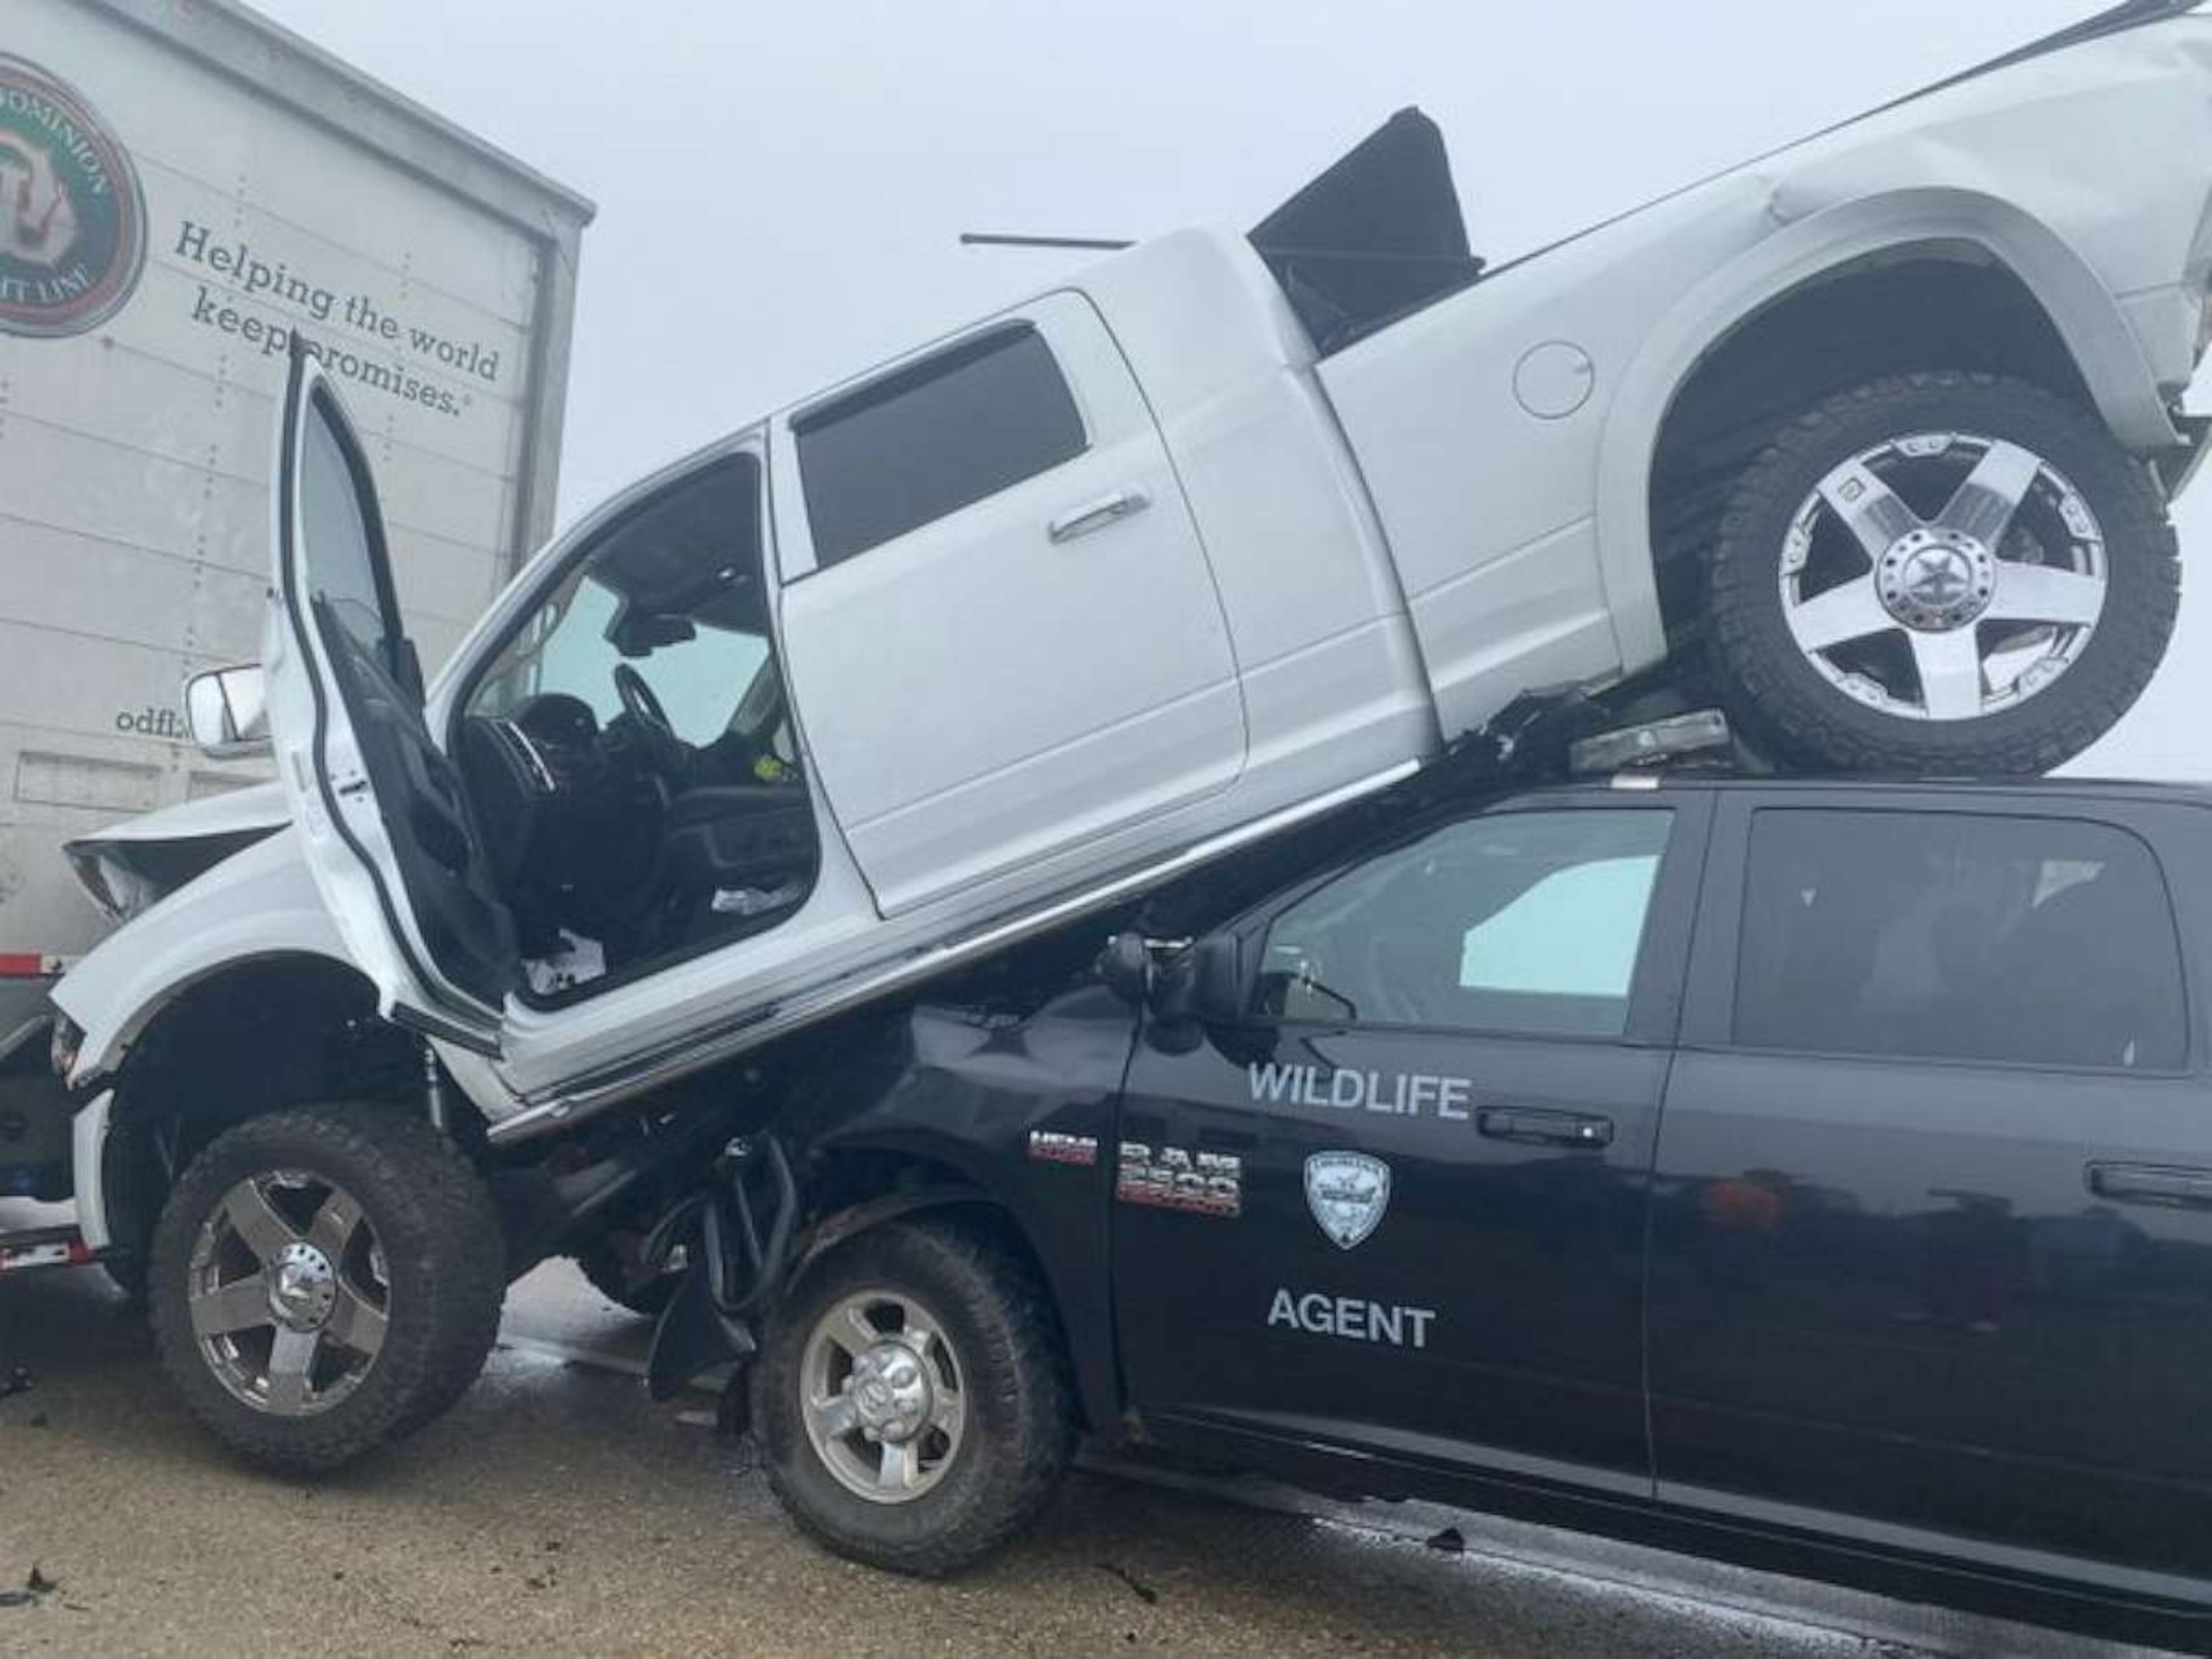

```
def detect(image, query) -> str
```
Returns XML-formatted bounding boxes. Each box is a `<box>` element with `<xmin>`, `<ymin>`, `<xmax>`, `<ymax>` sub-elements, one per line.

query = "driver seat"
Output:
<box><xmin>662</xmin><ymin>784</ymin><xmax>818</xmax><ymax>892</ymax></box>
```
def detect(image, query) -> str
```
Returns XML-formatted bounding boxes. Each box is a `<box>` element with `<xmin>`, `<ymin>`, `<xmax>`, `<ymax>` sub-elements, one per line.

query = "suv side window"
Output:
<box><xmin>1735</xmin><ymin>809</ymin><xmax>2188</xmax><ymax>1071</ymax></box>
<box><xmin>1255</xmin><ymin>809</ymin><xmax>1675</xmax><ymax>1039</ymax></box>
<box><xmin>793</xmin><ymin>323</ymin><xmax>1087</xmax><ymax>569</ymax></box>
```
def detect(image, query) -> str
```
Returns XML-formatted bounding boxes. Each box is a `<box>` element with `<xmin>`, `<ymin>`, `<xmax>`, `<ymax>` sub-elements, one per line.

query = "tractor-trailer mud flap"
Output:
<box><xmin>0</xmin><ymin>1015</ymin><xmax>74</xmax><ymax>1201</ymax></box>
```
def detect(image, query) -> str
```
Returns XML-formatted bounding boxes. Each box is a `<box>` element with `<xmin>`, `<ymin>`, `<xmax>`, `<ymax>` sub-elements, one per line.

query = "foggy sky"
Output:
<box><xmin>246</xmin><ymin>1</ymin><xmax>2206</xmax><ymax>777</ymax></box>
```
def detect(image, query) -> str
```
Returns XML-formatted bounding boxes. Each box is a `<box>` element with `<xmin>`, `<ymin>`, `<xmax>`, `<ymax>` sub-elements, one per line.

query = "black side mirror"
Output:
<box><xmin>1143</xmin><ymin>934</ymin><xmax>1244</xmax><ymax>1022</ymax></box>
<box><xmin>1136</xmin><ymin>933</ymin><xmax>1252</xmax><ymax>1058</ymax></box>
<box><xmin>1102</xmin><ymin>932</ymin><xmax>1248</xmax><ymax>1025</ymax></box>
<box><xmin>1097</xmin><ymin>932</ymin><xmax>1154</xmax><ymax>1007</ymax></box>
<box><xmin>1184</xmin><ymin>934</ymin><xmax>1247</xmax><ymax>1024</ymax></box>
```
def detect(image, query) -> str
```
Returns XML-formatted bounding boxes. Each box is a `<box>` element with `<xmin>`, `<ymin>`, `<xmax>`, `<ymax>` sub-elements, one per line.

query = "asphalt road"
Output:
<box><xmin>0</xmin><ymin>1244</ymin><xmax>2180</xmax><ymax>1658</ymax></box>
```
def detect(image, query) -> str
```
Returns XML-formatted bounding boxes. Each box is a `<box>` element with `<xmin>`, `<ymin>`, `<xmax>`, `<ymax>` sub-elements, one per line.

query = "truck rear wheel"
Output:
<box><xmin>752</xmin><ymin>1218</ymin><xmax>1074</xmax><ymax>1575</ymax></box>
<box><xmin>1704</xmin><ymin>372</ymin><xmax>2180</xmax><ymax>775</ymax></box>
<box><xmin>148</xmin><ymin>1102</ymin><xmax>505</xmax><ymax>1475</ymax></box>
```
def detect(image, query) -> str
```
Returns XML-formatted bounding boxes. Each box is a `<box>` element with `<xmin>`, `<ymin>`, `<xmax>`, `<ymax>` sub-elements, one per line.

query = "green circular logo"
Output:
<box><xmin>0</xmin><ymin>55</ymin><xmax>145</xmax><ymax>340</ymax></box>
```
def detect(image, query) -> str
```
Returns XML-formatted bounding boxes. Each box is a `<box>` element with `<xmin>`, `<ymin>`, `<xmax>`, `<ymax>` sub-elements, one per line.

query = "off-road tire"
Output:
<box><xmin>1705</xmin><ymin>372</ymin><xmax>2180</xmax><ymax>775</ymax></box>
<box><xmin>149</xmin><ymin>1103</ymin><xmax>505</xmax><ymax>1475</ymax></box>
<box><xmin>752</xmin><ymin>1218</ymin><xmax>1075</xmax><ymax>1575</ymax></box>
<box><xmin>572</xmin><ymin>1237</ymin><xmax>680</xmax><ymax>1320</ymax></box>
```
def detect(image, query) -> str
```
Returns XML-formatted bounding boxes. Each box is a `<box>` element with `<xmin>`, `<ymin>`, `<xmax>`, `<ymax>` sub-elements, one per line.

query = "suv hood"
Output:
<box><xmin>63</xmin><ymin>781</ymin><xmax>288</xmax><ymax>923</ymax></box>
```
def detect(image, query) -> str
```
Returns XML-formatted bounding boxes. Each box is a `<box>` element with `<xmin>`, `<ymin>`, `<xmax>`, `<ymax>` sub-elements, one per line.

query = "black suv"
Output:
<box><xmin>727</xmin><ymin>768</ymin><xmax>2212</xmax><ymax>1642</ymax></box>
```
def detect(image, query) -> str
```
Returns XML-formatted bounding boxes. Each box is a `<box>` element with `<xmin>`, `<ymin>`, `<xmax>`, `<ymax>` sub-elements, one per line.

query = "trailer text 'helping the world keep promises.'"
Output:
<box><xmin>172</xmin><ymin>219</ymin><xmax>503</xmax><ymax>418</ymax></box>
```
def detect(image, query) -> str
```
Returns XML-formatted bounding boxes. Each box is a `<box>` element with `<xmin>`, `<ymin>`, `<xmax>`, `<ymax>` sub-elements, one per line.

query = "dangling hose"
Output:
<box><xmin>712</xmin><ymin>1137</ymin><xmax>797</xmax><ymax>1318</ymax></box>
<box><xmin>637</xmin><ymin>1136</ymin><xmax>797</xmax><ymax>1319</ymax></box>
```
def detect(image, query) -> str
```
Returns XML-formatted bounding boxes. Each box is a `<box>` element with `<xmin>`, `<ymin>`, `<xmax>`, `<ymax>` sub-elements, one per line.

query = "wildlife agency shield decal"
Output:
<box><xmin>0</xmin><ymin>56</ymin><xmax>147</xmax><ymax>338</ymax></box>
<box><xmin>1304</xmin><ymin>1151</ymin><xmax>1392</xmax><ymax>1251</ymax></box>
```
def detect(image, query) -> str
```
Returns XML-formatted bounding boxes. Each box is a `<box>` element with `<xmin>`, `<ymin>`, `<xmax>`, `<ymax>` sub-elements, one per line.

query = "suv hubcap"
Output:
<box><xmin>799</xmin><ymin>1289</ymin><xmax>966</xmax><ymax>1504</ymax></box>
<box><xmin>1779</xmin><ymin>433</ymin><xmax>2108</xmax><ymax>723</ymax></box>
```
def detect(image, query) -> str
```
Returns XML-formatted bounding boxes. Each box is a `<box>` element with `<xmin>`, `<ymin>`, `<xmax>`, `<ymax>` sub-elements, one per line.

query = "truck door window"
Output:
<box><xmin>488</xmin><ymin>569</ymin><xmax>769</xmax><ymax>747</ymax></box>
<box><xmin>472</xmin><ymin>459</ymin><xmax>773</xmax><ymax>745</ymax></box>
<box><xmin>1255</xmin><ymin>809</ymin><xmax>1674</xmax><ymax>1038</ymax></box>
<box><xmin>456</xmin><ymin>454</ymin><xmax>821</xmax><ymax>995</ymax></box>
<box><xmin>300</xmin><ymin>392</ymin><xmax>405</xmax><ymax>688</ymax></box>
<box><xmin>793</xmin><ymin>323</ymin><xmax>1087</xmax><ymax>569</ymax></box>
<box><xmin>1734</xmin><ymin>809</ymin><xmax>2188</xmax><ymax>1071</ymax></box>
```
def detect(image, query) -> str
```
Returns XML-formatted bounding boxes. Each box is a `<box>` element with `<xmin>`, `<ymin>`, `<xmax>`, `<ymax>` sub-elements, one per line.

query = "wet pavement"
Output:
<box><xmin>0</xmin><ymin>1244</ymin><xmax>2181</xmax><ymax>1658</ymax></box>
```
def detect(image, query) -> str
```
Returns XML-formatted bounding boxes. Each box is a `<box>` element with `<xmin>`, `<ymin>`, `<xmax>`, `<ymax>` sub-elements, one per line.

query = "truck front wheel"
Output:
<box><xmin>752</xmin><ymin>1218</ymin><xmax>1074</xmax><ymax>1575</ymax></box>
<box><xmin>148</xmin><ymin>1103</ymin><xmax>506</xmax><ymax>1475</ymax></box>
<box><xmin>1704</xmin><ymin>372</ymin><xmax>2180</xmax><ymax>775</ymax></box>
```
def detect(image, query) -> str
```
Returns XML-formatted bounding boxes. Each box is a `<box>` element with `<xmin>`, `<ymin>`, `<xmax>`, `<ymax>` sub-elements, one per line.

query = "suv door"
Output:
<box><xmin>1652</xmin><ymin>791</ymin><xmax>2212</xmax><ymax>1593</ymax></box>
<box><xmin>771</xmin><ymin>294</ymin><xmax>1244</xmax><ymax>918</ymax></box>
<box><xmin>262</xmin><ymin>341</ymin><xmax>515</xmax><ymax>1053</ymax></box>
<box><xmin>1112</xmin><ymin>788</ymin><xmax>1711</xmax><ymax>1492</ymax></box>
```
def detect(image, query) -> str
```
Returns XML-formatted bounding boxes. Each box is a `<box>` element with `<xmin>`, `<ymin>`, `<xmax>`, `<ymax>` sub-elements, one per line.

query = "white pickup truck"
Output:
<box><xmin>12</xmin><ymin>2</ymin><xmax>2212</xmax><ymax>1473</ymax></box>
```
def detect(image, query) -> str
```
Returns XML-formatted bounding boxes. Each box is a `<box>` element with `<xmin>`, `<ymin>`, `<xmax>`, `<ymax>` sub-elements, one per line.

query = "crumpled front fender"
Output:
<box><xmin>51</xmin><ymin>824</ymin><xmax>349</xmax><ymax>1087</ymax></box>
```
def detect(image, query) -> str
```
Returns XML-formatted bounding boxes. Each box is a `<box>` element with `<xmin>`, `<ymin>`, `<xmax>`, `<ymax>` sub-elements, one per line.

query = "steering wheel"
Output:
<box><xmin>613</xmin><ymin>662</ymin><xmax>674</xmax><ymax>739</ymax></box>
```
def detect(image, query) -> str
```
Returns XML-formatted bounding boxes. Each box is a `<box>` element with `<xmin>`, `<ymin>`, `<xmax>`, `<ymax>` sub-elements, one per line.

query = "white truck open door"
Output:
<box><xmin>262</xmin><ymin>340</ymin><xmax>515</xmax><ymax>1056</ymax></box>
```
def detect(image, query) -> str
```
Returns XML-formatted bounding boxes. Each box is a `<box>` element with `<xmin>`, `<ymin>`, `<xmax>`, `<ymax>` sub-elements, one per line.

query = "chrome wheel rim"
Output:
<box><xmin>1779</xmin><ymin>431</ymin><xmax>2108</xmax><ymax>722</ymax></box>
<box><xmin>188</xmin><ymin>1169</ymin><xmax>391</xmax><ymax>1417</ymax></box>
<box><xmin>799</xmin><ymin>1287</ymin><xmax>967</xmax><ymax>1505</ymax></box>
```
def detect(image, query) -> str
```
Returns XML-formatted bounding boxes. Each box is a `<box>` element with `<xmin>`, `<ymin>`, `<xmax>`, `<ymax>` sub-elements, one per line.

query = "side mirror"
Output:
<box><xmin>1136</xmin><ymin>934</ymin><xmax>1244</xmax><ymax>1022</ymax></box>
<box><xmin>183</xmin><ymin>665</ymin><xmax>271</xmax><ymax>759</ymax></box>
<box><xmin>1097</xmin><ymin>932</ymin><xmax>1154</xmax><ymax>1007</ymax></box>
<box><xmin>1183</xmin><ymin>934</ymin><xmax>1248</xmax><ymax>1025</ymax></box>
<box><xmin>1102</xmin><ymin>932</ymin><xmax>1251</xmax><ymax>1024</ymax></box>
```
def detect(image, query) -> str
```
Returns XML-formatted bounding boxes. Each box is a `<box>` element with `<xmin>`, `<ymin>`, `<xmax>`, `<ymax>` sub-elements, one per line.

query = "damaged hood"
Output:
<box><xmin>63</xmin><ymin>781</ymin><xmax>288</xmax><ymax>923</ymax></box>
<box><xmin>67</xmin><ymin>781</ymin><xmax>289</xmax><ymax>849</ymax></box>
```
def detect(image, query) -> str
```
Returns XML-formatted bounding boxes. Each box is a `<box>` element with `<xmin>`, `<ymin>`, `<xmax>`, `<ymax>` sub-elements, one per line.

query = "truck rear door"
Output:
<box><xmin>1652</xmin><ymin>788</ymin><xmax>2212</xmax><ymax>1596</ymax></box>
<box><xmin>770</xmin><ymin>295</ymin><xmax>1244</xmax><ymax>918</ymax></box>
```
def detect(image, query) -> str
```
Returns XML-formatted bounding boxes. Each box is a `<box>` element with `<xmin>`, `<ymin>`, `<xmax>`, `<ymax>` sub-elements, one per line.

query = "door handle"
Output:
<box><xmin>2086</xmin><ymin>1162</ymin><xmax>2212</xmax><ymax>1209</ymax></box>
<box><xmin>1048</xmin><ymin>488</ymin><xmax>1150</xmax><ymax>544</ymax></box>
<box><xmin>1477</xmin><ymin>1107</ymin><xmax>1614</xmax><ymax>1150</ymax></box>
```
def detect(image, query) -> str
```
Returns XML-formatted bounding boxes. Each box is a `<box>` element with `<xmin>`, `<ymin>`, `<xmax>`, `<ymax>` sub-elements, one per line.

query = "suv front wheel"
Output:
<box><xmin>1705</xmin><ymin>372</ymin><xmax>2181</xmax><ymax>775</ymax></box>
<box><xmin>148</xmin><ymin>1102</ymin><xmax>507</xmax><ymax>1475</ymax></box>
<box><xmin>752</xmin><ymin>1218</ymin><xmax>1074</xmax><ymax>1575</ymax></box>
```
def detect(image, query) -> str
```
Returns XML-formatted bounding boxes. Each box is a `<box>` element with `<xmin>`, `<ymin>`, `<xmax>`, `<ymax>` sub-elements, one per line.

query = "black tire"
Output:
<box><xmin>572</xmin><ymin>1236</ymin><xmax>681</xmax><ymax>1320</ymax></box>
<box><xmin>752</xmin><ymin>1218</ymin><xmax>1074</xmax><ymax>1575</ymax></box>
<box><xmin>148</xmin><ymin>1103</ymin><xmax>505</xmax><ymax>1476</ymax></box>
<box><xmin>1705</xmin><ymin>372</ymin><xmax>2180</xmax><ymax>775</ymax></box>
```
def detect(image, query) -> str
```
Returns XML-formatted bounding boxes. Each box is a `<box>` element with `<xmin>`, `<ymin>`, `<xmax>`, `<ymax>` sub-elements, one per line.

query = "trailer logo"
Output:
<box><xmin>1304</xmin><ymin>1151</ymin><xmax>1391</xmax><ymax>1251</ymax></box>
<box><xmin>0</xmin><ymin>57</ymin><xmax>146</xmax><ymax>338</ymax></box>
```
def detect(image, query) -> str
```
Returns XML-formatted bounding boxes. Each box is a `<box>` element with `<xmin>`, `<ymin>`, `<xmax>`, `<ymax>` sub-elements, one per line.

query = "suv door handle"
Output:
<box><xmin>1478</xmin><ymin>1108</ymin><xmax>1614</xmax><ymax>1150</ymax></box>
<box><xmin>2087</xmin><ymin>1162</ymin><xmax>2212</xmax><ymax>1208</ymax></box>
<box><xmin>1049</xmin><ymin>489</ymin><xmax>1150</xmax><ymax>544</ymax></box>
